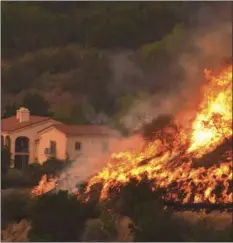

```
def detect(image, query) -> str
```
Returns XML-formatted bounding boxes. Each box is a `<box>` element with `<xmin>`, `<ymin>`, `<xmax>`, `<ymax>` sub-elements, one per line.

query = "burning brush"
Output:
<box><xmin>31</xmin><ymin>65</ymin><xmax>232</xmax><ymax>210</ymax></box>
<box><xmin>31</xmin><ymin>175</ymin><xmax>57</xmax><ymax>197</ymax></box>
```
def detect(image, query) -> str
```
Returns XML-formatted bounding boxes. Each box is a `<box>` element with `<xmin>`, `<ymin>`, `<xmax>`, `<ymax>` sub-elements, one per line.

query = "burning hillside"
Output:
<box><xmin>83</xmin><ymin>65</ymin><xmax>232</xmax><ymax>205</ymax></box>
<box><xmin>32</xmin><ymin>65</ymin><xmax>232</xmax><ymax>207</ymax></box>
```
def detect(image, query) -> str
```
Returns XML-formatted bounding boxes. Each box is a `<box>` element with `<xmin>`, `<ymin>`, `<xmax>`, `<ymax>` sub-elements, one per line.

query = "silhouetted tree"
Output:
<box><xmin>22</xmin><ymin>92</ymin><xmax>50</xmax><ymax>116</ymax></box>
<box><xmin>1</xmin><ymin>146</ymin><xmax>11</xmax><ymax>175</ymax></box>
<box><xmin>2</xmin><ymin>103</ymin><xmax>20</xmax><ymax>118</ymax></box>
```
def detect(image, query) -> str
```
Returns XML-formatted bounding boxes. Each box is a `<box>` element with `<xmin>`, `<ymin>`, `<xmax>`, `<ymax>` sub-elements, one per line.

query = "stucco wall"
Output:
<box><xmin>38</xmin><ymin>128</ymin><xmax>67</xmax><ymax>163</ymax></box>
<box><xmin>5</xmin><ymin>120</ymin><xmax>59</xmax><ymax>164</ymax></box>
<box><xmin>66</xmin><ymin>135</ymin><xmax>110</xmax><ymax>162</ymax></box>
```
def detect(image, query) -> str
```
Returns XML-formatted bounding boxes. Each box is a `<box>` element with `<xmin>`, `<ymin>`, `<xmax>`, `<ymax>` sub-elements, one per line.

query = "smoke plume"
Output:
<box><xmin>119</xmin><ymin>2</ymin><xmax>232</xmax><ymax>132</ymax></box>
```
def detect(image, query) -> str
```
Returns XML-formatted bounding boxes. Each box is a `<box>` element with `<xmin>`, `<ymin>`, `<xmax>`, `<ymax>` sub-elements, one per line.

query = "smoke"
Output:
<box><xmin>109</xmin><ymin>50</ymin><xmax>144</xmax><ymax>96</ymax></box>
<box><xmin>118</xmin><ymin>2</ymin><xmax>232</xmax><ymax>132</ymax></box>
<box><xmin>57</xmin><ymin>155</ymin><xmax>108</xmax><ymax>193</ymax></box>
<box><xmin>56</xmin><ymin>134</ymin><xmax>144</xmax><ymax>192</ymax></box>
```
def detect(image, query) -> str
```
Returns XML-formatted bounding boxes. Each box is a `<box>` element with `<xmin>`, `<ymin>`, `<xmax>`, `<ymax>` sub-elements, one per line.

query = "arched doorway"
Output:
<box><xmin>14</xmin><ymin>136</ymin><xmax>29</xmax><ymax>169</ymax></box>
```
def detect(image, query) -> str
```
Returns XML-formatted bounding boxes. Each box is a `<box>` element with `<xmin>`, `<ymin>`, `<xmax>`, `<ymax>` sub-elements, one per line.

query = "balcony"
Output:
<box><xmin>44</xmin><ymin>148</ymin><xmax>56</xmax><ymax>157</ymax></box>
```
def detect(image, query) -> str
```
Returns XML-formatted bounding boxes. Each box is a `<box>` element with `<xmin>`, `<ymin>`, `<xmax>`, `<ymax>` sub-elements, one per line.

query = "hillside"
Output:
<box><xmin>1</xmin><ymin>2</ymin><xmax>231</xmax><ymax>129</ymax></box>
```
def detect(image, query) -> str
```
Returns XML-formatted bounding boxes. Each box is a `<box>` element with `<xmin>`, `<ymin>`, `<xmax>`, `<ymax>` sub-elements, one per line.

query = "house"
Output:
<box><xmin>37</xmin><ymin>123</ymin><xmax>120</xmax><ymax>163</ymax></box>
<box><xmin>1</xmin><ymin>107</ymin><xmax>120</xmax><ymax>169</ymax></box>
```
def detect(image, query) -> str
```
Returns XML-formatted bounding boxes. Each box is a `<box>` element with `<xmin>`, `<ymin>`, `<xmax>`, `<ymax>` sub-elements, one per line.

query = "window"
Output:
<box><xmin>75</xmin><ymin>142</ymin><xmax>81</xmax><ymax>151</ymax></box>
<box><xmin>50</xmin><ymin>141</ymin><xmax>57</xmax><ymax>155</ymax></box>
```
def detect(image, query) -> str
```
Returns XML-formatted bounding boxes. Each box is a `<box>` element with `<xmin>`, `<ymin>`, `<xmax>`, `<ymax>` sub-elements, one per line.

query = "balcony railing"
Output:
<box><xmin>44</xmin><ymin>148</ymin><xmax>56</xmax><ymax>157</ymax></box>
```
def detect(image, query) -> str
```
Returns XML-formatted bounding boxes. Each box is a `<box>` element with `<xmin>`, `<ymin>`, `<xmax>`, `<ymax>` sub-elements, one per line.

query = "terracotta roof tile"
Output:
<box><xmin>44</xmin><ymin>124</ymin><xmax>117</xmax><ymax>136</ymax></box>
<box><xmin>2</xmin><ymin>116</ymin><xmax>51</xmax><ymax>132</ymax></box>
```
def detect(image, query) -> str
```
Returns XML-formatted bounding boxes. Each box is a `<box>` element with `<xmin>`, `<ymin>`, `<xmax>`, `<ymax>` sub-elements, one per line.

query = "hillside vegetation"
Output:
<box><xmin>1</xmin><ymin>2</ymin><xmax>230</xmax><ymax>128</ymax></box>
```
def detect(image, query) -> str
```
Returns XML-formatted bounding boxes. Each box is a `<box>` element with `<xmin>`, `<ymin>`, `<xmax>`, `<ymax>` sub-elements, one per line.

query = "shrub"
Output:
<box><xmin>28</xmin><ymin>163</ymin><xmax>42</xmax><ymax>170</ymax></box>
<box><xmin>23</xmin><ymin>163</ymin><xmax>44</xmax><ymax>186</ymax></box>
<box><xmin>1</xmin><ymin>146</ymin><xmax>11</xmax><ymax>175</ymax></box>
<box><xmin>186</xmin><ymin>218</ymin><xmax>233</xmax><ymax>242</ymax></box>
<box><xmin>41</xmin><ymin>158</ymin><xmax>69</xmax><ymax>176</ymax></box>
<box><xmin>1</xmin><ymin>159</ymin><xmax>70</xmax><ymax>190</ymax></box>
<box><xmin>111</xmin><ymin>178</ymin><xmax>233</xmax><ymax>242</ymax></box>
<box><xmin>2</xmin><ymin>190</ymin><xmax>30</xmax><ymax>228</ymax></box>
<box><xmin>82</xmin><ymin>208</ymin><xmax>118</xmax><ymax>242</ymax></box>
<box><xmin>82</xmin><ymin>218</ymin><xmax>104</xmax><ymax>242</ymax></box>
<box><xmin>129</xmin><ymin>200</ymin><xmax>189</xmax><ymax>241</ymax></box>
<box><xmin>105</xmin><ymin>176</ymin><xmax>165</xmax><ymax>216</ymax></box>
<box><xmin>27</xmin><ymin>190</ymin><xmax>99</xmax><ymax>241</ymax></box>
<box><xmin>1</xmin><ymin>169</ymin><xmax>32</xmax><ymax>189</ymax></box>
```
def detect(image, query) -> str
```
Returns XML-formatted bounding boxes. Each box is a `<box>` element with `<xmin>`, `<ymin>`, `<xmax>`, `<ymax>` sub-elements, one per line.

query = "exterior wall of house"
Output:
<box><xmin>38</xmin><ymin>128</ymin><xmax>67</xmax><ymax>163</ymax></box>
<box><xmin>5</xmin><ymin>120</ymin><xmax>59</xmax><ymax>164</ymax></box>
<box><xmin>66</xmin><ymin>135</ymin><xmax>110</xmax><ymax>162</ymax></box>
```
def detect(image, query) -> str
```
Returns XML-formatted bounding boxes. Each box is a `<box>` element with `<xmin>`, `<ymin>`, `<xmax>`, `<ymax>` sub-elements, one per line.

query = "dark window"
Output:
<box><xmin>50</xmin><ymin>141</ymin><xmax>57</xmax><ymax>155</ymax></box>
<box><xmin>15</xmin><ymin>136</ymin><xmax>29</xmax><ymax>153</ymax></box>
<box><xmin>75</xmin><ymin>142</ymin><xmax>81</xmax><ymax>151</ymax></box>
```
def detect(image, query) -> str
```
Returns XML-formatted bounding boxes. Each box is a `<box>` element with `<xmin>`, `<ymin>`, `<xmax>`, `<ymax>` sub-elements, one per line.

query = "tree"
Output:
<box><xmin>1</xmin><ymin>146</ymin><xmax>11</xmax><ymax>175</ymax></box>
<box><xmin>27</xmin><ymin>191</ymin><xmax>98</xmax><ymax>241</ymax></box>
<box><xmin>41</xmin><ymin>157</ymin><xmax>69</xmax><ymax>177</ymax></box>
<box><xmin>143</xmin><ymin>114</ymin><xmax>175</xmax><ymax>139</ymax></box>
<box><xmin>22</xmin><ymin>92</ymin><xmax>50</xmax><ymax>116</ymax></box>
<box><xmin>2</xmin><ymin>103</ymin><xmax>18</xmax><ymax>118</ymax></box>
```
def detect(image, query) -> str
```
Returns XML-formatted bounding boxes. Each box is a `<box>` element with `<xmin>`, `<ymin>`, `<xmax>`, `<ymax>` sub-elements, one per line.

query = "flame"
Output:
<box><xmin>31</xmin><ymin>65</ymin><xmax>232</xmax><ymax>206</ymax></box>
<box><xmin>83</xmin><ymin>65</ymin><xmax>232</xmax><ymax>204</ymax></box>
<box><xmin>188</xmin><ymin>65</ymin><xmax>232</xmax><ymax>156</ymax></box>
<box><xmin>31</xmin><ymin>175</ymin><xmax>57</xmax><ymax>197</ymax></box>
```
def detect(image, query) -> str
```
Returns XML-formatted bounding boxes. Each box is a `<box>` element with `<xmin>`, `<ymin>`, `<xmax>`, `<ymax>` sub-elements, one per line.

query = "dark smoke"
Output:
<box><xmin>115</xmin><ymin>2</ymin><xmax>232</xmax><ymax>132</ymax></box>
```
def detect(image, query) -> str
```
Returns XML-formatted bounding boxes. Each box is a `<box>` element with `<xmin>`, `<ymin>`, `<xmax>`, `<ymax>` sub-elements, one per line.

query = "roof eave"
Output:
<box><xmin>3</xmin><ymin>118</ymin><xmax>53</xmax><ymax>134</ymax></box>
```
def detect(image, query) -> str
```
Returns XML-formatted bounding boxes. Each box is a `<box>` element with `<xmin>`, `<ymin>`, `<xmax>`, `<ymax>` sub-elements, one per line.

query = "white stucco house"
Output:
<box><xmin>1</xmin><ymin>107</ymin><xmax>120</xmax><ymax>169</ymax></box>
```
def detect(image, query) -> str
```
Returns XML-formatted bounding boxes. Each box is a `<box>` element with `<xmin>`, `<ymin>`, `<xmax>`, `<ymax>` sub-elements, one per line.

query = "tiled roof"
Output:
<box><xmin>1</xmin><ymin>116</ymin><xmax>52</xmax><ymax>132</ymax></box>
<box><xmin>40</xmin><ymin>124</ymin><xmax>117</xmax><ymax>136</ymax></box>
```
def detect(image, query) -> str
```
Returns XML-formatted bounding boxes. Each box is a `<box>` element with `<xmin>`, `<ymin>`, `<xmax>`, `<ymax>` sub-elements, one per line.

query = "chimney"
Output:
<box><xmin>16</xmin><ymin>107</ymin><xmax>30</xmax><ymax>123</ymax></box>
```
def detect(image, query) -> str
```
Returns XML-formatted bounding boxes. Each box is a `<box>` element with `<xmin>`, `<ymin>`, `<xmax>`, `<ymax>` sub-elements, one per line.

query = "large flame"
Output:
<box><xmin>31</xmin><ymin>65</ymin><xmax>232</xmax><ymax>205</ymax></box>
<box><xmin>84</xmin><ymin>65</ymin><xmax>232</xmax><ymax>204</ymax></box>
<box><xmin>188</xmin><ymin>66</ymin><xmax>232</xmax><ymax>156</ymax></box>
